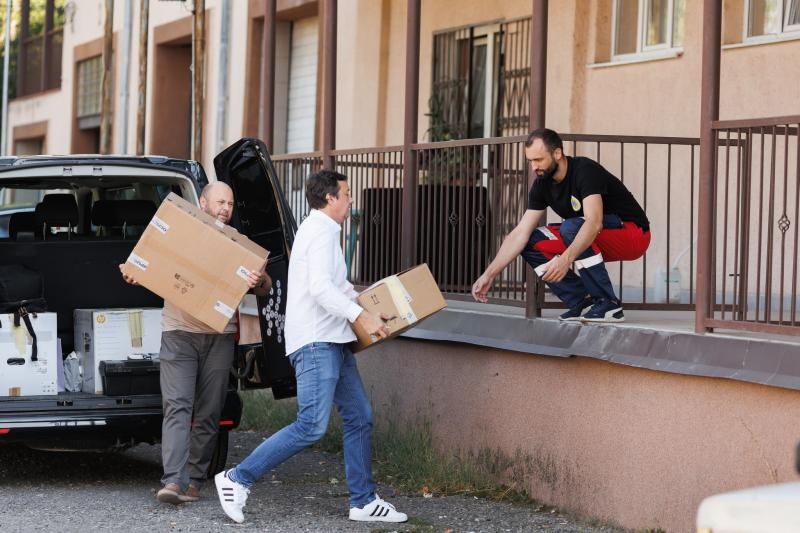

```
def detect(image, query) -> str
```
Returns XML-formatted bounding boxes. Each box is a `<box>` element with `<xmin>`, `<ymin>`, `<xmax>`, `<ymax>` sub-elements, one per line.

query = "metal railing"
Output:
<box><xmin>707</xmin><ymin>115</ymin><xmax>800</xmax><ymax>335</ymax></box>
<box><xmin>273</xmin><ymin>133</ymin><xmax>701</xmax><ymax>315</ymax></box>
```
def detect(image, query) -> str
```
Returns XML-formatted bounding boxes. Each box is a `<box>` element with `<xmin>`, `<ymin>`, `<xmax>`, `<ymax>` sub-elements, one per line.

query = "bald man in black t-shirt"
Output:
<box><xmin>472</xmin><ymin>128</ymin><xmax>651</xmax><ymax>322</ymax></box>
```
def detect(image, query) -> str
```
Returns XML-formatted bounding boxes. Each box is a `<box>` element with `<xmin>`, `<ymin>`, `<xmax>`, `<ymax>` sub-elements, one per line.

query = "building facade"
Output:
<box><xmin>3</xmin><ymin>1</ymin><xmax>800</xmax><ymax>531</ymax></box>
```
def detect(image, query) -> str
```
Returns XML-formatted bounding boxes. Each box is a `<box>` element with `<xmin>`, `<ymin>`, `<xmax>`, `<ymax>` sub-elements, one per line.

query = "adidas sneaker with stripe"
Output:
<box><xmin>349</xmin><ymin>495</ymin><xmax>408</xmax><ymax>523</ymax></box>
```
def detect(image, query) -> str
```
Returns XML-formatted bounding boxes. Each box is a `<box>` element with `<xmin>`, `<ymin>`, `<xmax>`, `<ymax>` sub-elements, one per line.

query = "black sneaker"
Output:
<box><xmin>559</xmin><ymin>296</ymin><xmax>594</xmax><ymax>321</ymax></box>
<box><xmin>581</xmin><ymin>298</ymin><xmax>625</xmax><ymax>322</ymax></box>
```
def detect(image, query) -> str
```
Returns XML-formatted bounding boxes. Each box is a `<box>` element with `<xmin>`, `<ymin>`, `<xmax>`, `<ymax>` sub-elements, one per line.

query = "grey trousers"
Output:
<box><xmin>159</xmin><ymin>330</ymin><xmax>234</xmax><ymax>490</ymax></box>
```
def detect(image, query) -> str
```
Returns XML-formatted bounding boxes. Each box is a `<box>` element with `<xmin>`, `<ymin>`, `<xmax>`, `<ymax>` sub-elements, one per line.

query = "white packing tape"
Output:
<box><xmin>377</xmin><ymin>275</ymin><xmax>418</xmax><ymax>325</ymax></box>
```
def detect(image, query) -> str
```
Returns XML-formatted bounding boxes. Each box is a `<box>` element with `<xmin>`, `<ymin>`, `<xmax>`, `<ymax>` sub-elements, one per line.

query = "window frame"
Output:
<box><xmin>743</xmin><ymin>0</ymin><xmax>800</xmax><ymax>42</ymax></box>
<box><xmin>611</xmin><ymin>0</ymin><xmax>684</xmax><ymax>61</ymax></box>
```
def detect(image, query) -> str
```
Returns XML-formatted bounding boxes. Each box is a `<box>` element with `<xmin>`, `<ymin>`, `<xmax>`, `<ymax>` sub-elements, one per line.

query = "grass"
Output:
<box><xmin>239</xmin><ymin>390</ymin><xmax>637</xmax><ymax>532</ymax></box>
<box><xmin>238</xmin><ymin>389</ymin><xmax>531</xmax><ymax>502</ymax></box>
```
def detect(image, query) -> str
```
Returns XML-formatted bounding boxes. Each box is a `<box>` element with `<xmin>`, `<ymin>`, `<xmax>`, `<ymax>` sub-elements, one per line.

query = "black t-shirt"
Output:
<box><xmin>527</xmin><ymin>156</ymin><xmax>649</xmax><ymax>231</ymax></box>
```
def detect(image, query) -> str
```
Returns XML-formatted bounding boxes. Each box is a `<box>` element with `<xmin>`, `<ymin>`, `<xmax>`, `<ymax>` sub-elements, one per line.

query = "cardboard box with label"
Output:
<box><xmin>351</xmin><ymin>264</ymin><xmax>446</xmax><ymax>352</ymax></box>
<box><xmin>120</xmin><ymin>192</ymin><xmax>269</xmax><ymax>332</ymax></box>
<box><xmin>75</xmin><ymin>308</ymin><xmax>163</xmax><ymax>394</ymax></box>
<box><xmin>0</xmin><ymin>312</ymin><xmax>58</xmax><ymax>397</ymax></box>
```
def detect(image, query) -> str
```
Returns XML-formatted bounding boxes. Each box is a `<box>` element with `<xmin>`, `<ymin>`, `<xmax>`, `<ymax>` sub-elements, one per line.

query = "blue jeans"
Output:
<box><xmin>228</xmin><ymin>342</ymin><xmax>376</xmax><ymax>508</ymax></box>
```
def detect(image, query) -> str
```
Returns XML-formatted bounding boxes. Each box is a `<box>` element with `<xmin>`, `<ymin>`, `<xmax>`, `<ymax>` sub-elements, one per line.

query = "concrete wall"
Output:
<box><xmin>9</xmin><ymin>0</ymin><xmax>800</xmax><ymax>160</ymax></box>
<box><xmin>358</xmin><ymin>338</ymin><xmax>800</xmax><ymax>532</ymax></box>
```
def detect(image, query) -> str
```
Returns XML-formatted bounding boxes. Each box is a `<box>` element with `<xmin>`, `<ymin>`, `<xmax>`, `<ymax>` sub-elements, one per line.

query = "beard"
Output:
<box><xmin>538</xmin><ymin>158</ymin><xmax>558</xmax><ymax>181</ymax></box>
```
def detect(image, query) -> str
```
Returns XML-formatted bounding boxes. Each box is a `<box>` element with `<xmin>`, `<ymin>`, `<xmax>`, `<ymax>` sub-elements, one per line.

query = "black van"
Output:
<box><xmin>0</xmin><ymin>138</ymin><xmax>295</xmax><ymax>476</ymax></box>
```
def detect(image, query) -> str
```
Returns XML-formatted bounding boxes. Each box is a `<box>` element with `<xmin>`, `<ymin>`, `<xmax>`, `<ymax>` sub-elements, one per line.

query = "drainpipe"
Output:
<box><xmin>1</xmin><ymin>0</ymin><xmax>12</xmax><ymax>155</ymax></box>
<box><xmin>136</xmin><ymin>0</ymin><xmax>149</xmax><ymax>155</ymax></box>
<box><xmin>321</xmin><ymin>0</ymin><xmax>337</xmax><ymax>170</ymax></box>
<box><xmin>100</xmin><ymin>0</ymin><xmax>114</xmax><ymax>155</ymax></box>
<box><xmin>260</xmin><ymin>0</ymin><xmax>276</xmax><ymax>151</ymax></box>
<box><xmin>525</xmin><ymin>0</ymin><xmax>548</xmax><ymax>319</ymax></box>
<box><xmin>117</xmin><ymin>0</ymin><xmax>133</xmax><ymax>154</ymax></box>
<box><xmin>696</xmin><ymin>0</ymin><xmax>722</xmax><ymax>333</ymax></box>
<box><xmin>400</xmin><ymin>0</ymin><xmax>420</xmax><ymax>270</ymax></box>
<box><xmin>215</xmin><ymin>0</ymin><xmax>231</xmax><ymax>154</ymax></box>
<box><xmin>192</xmin><ymin>0</ymin><xmax>206</xmax><ymax>163</ymax></box>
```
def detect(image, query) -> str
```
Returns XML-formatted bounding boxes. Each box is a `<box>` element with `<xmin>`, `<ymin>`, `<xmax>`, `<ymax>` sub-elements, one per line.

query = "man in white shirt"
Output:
<box><xmin>214</xmin><ymin>170</ymin><xmax>408</xmax><ymax>524</ymax></box>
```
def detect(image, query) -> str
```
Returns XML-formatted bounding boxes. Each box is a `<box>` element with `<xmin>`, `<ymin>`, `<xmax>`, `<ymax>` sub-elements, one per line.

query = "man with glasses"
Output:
<box><xmin>471</xmin><ymin>128</ymin><xmax>651</xmax><ymax>322</ymax></box>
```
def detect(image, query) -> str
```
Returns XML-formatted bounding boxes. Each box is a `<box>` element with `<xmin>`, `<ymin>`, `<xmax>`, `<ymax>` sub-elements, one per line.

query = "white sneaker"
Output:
<box><xmin>214</xmin><ymin>470</ymin><xmax>250</xmax><ymax>523</ymax></box>
<box><xmin>349</xmin><ymin>495</ymin><xmax>408</xmax><ymax>523</ymax></box>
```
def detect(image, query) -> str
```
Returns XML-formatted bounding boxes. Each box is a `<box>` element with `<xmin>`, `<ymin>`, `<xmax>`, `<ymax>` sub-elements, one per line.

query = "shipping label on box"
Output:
<box><xmin>75</xmin><ymin>308</ymin><xmax>163</xmax><ymax>394</ymax></box>
<box><xmin>0</xmin><ymin>312</ymin><xmax>58</xmax><ymax>397</ymax></box>
<box><xmin>120</xmin><ymin>192</ymin><xmax>269</xmax><ymax>332</ymax></box>
<box><xmin>351</xmin><ymin>264</ymin><xmax>446</xmax><ymax>352</ymax></box>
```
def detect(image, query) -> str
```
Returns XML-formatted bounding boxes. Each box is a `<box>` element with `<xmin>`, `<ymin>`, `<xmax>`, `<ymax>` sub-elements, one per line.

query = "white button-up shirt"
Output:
<box><xmin>284</xmin><ymin>209</ymin><xmax>363</xmax><ymax>355</ymax></box>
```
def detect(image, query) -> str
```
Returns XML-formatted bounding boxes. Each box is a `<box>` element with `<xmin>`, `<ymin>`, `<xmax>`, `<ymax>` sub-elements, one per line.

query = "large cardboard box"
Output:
<box><xmin>0</xmin><ymin>312</ymin><xmax>58</xmax><ymax>396</ymax></box>
<box><xmin>75</xmin><ymin>308</ymin><xmax>163</xmax><ymax>394</ymax></box>
<box><xmin>351</xmin><ymin>264</ymin><xmax>446</xmax><ymax>352</ymax></box>
<box><xmin>120</xmin><ymin>192</ymin><xmax>269</xmax><ymax>332</ymax></box>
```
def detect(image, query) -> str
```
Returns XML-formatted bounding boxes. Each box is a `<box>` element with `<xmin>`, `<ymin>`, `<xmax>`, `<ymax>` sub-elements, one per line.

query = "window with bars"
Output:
<box><xmin>746</xmin><ymin>0</ymin><xmax>800</xmax><ymax>38</ymax></box>
<box><xmin>17</xmin><ymin>0</ymin><xmax>65</xmax><ymax>97</ymax></box>
<box><xmin>429</xmin><ymin>18</ymin><xmax>530</xmax><ymax>142</ymax></box>
<box><xmin>612</xmin><ymin>0</ymin><xmax>685</xmax><ymax>58</ymax></box>
<box><xmin>76</xmin><ymin>55</ymin><xmax>102</xmax><ymax>128</ymax></box>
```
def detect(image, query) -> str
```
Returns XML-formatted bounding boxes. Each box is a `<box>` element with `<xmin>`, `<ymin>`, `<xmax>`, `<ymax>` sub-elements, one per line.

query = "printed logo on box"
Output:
<box><xmin>128</xmin><ymin>253</ymin><xmax>149</xmax><ymax>271</ymax></box>
<box><xmin>214</xmin><ymin>301</ymin><xmax>235</xmax><ymax>318</ymax></box>
<box><xmin>150</xmin><ymin>216</ymin><xmax>169</xmax><ymax>233</ymax></box>
<box><xmin>236</xmin><ymin>266</ymin><xmax>250</xmax><ymax>281</ymax></box>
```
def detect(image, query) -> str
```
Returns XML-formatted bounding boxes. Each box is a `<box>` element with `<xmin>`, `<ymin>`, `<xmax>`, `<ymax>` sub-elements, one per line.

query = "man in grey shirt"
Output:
<box><xmin>214</xmin><ymin>170</ymin><xmax>408</xmax><ymax>524</ymax></box>
<box><xmin>121</xmin><ymin>181</ymin><xmax>270</xmax><ymax>504</ymax></box>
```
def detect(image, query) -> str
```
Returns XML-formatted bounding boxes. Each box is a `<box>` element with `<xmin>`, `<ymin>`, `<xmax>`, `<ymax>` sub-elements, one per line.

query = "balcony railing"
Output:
<box><xmin>706</xmin><ymin>115</ymin><xmax>800</xmax><ymax>335</ymax></box>
<box><xmin>273</xmin><ymin>133</ymin><xmax>701</xmax><ymax>315</ymax></box>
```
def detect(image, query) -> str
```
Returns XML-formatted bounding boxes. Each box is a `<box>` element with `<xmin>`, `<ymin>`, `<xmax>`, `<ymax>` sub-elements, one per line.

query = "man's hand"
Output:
<box><xmin>355</xmin><ymin>310</ymin><xmax>391</xmax><ymax>339</ymax></box>
<box><xmin>248</xmin><ymin>268</ymin><xmax>272</xmax><ymax>297</ymax></box>
<box><xmin>471</xmin><ymin>273</ymin><xmax>494</xmax><ymax>303</ymax></box>
<box><xmin>119</xmin><ymin>263</ymin><xmax>138</xmax><ymax>285</ymax></box>
<box><xmin>541</xmin><ymin>254</ymin><xmax>572</xmax><ymax>283</ymax></box>
<box><xmin>246</xmin><ymin>268</ymin><xmax>271</xmax><ymax>290</ymax></box>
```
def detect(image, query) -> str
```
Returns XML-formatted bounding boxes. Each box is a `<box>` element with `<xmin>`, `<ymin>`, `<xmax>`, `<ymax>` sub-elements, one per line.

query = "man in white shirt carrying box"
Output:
<box><xmin>214</xmin><ymin>170</ymin><xmax>408</xmax><ymax>524</ymax></box>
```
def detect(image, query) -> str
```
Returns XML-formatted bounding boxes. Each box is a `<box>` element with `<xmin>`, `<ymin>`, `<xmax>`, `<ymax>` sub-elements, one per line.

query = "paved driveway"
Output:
<box><xmin>0</xmin><ymin>430</ymin><xmax>624</xmax><ymax>532</ymax></box>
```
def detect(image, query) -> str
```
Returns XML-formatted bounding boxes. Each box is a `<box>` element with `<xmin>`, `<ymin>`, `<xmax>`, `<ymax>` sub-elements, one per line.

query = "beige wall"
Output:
<box><xmin>10</xmin><ymin>0</ymin><xmax>800</xmax><ymax>159</ymax></box>
<box><xmin>358</xmin><ymin>338</ymin><xmax>800</xmax><ymax>532</ymax></box>
<box><xmin>349</xmin><ymin>0</ymin><xmax>800</xmax><ymax>145</ymax></box>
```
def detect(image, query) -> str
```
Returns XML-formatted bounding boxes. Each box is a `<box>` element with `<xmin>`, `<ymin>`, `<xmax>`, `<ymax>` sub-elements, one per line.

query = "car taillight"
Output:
<box><xmin>0</xmin><ymin>428</ymin><xmax>10</xmax><ymax>435</ymax></box>
<box><xmin>219</xmin><ymin>420</ymin><xmax>235</xmax><ymax>427</ymax></box>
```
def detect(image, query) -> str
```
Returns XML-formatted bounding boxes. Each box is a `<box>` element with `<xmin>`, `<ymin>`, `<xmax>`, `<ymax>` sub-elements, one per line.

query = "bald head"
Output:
<box><xmin>199</xmin><ymin>181</ymin><xmax>234</xmax><ymax>224</ymax></box>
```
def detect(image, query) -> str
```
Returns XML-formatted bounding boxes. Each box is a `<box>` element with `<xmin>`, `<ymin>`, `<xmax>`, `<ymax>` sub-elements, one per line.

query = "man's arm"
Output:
<box><xmin>306</xmin><ymin>234</ymin><xmax>390</xmax><ymax>338</ymax></box>
<box><xmin>306</xmin><ymin>230</ymin><xmax>370</xmax><ymax>319</ymax></box>
<box><xmin>541</xmin><ymin>194</ymin><xmax>603</xmax><ymax>283</ymax></box>
<box><xmin>247</xmin><ymin>266</ymin><xmax>272</xmax><ymax>297</ymax></box>
<box><xmin>472</xmin><ymin>209</ymin><xmax>543</xmax><ymax>302</ymax></box>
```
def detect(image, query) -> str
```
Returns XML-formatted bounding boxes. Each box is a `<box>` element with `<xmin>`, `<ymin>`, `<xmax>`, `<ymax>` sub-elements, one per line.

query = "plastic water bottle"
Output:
<box><xmin>667</xmin><ymin>267</ymin><xmax>681</xmax><ymax>303</ymax></box>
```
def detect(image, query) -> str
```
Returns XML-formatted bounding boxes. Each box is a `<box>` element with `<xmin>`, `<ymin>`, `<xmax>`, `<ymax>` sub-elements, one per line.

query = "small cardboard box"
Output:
<box><xmin>351</xmin><ymin>264</ymin><xmax>446</xmax><ymax>352</ymax></box>
<box><xmin>121</xmin><ymin>192</ymin><xmax>269</xmax><ymax>332</ymax></box>
<box><xmin>75</xmin><ymin>308</ymin><xmax>163</xmax><ymax>394</ymax></box>
<box><xmin>0</xmin><ymin>312</ymin><xmax>58</xmax><ymax>397</ymax></box>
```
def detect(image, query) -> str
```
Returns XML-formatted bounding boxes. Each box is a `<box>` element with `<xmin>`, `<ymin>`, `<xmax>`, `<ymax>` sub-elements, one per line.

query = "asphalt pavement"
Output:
<box><xmin>0</xmin><ymin>430</ymin><xmax>626</xmax><ymax>532</ymax></box>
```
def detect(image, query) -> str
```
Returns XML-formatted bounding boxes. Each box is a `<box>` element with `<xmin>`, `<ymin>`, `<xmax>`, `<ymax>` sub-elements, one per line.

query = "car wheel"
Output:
<box><xmin>206</xmin><ymin>428</ymin><xmax>229</xmax><ymax>479</ymax></box>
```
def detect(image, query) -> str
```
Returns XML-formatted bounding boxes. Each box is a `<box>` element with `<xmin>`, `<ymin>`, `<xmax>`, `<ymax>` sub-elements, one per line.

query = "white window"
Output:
<box><xmin>745</xmin><ymin>0</ymin><xmax>800</xmax><ymax>39</ymax></box>
<box><xmin>612</xmin><ymin>0</ymin><xmax>685</xmax><ymax>58</ymax></box>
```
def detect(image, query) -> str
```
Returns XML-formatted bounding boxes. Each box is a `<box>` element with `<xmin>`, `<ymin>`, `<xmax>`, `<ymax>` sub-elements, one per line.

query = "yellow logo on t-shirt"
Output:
<box><xmin>570</xmin><ymin>196</ymin><xmax>581</xmax><ymax>211</ymax></box>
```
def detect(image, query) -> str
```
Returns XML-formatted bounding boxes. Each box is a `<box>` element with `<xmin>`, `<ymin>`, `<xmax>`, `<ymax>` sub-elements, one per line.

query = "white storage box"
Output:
<box><xmin>0</xmin><ymin>312</ymin><xmax>58</xmax><ymax>396</ymax></box>
<box><xmin>75</xmin><ymin>308</ymin><xmax>162</xmax><ymax>394</ymax></box>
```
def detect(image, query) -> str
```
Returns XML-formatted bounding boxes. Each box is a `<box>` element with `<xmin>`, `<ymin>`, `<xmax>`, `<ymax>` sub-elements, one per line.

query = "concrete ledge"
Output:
<box><xmin>400</xmin><ymin>306</ymin><xmax>800</xmax><ymax>391</ymax></box>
